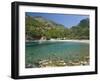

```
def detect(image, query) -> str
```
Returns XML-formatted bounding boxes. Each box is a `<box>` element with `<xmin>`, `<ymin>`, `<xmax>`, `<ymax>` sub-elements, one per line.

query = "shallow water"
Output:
<box><xmin>25</xmin><ymin>41</ymin><xmax>89</xmax><ymax>67</ymax></box>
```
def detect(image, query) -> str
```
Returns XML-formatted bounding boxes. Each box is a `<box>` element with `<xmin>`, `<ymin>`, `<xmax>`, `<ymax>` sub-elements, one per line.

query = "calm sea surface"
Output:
<box><xmin>25</xmin><ymin>41</ymin><xmax>89</xmax><ymax>67</ymax></box>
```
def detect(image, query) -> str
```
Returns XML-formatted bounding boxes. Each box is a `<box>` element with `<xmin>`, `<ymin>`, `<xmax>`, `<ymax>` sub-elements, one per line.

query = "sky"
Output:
<box><xmin>26</xmin><ymin>12</ymin><xmax>89</xmax><ymax>28</ymax></box>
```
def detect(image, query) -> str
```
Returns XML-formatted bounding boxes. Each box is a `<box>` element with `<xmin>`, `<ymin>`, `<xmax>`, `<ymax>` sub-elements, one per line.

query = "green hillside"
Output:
<box><xmin>25</xmin><ymin>16</ymin><xmax>89</xmax><ymax>40</ymax></box>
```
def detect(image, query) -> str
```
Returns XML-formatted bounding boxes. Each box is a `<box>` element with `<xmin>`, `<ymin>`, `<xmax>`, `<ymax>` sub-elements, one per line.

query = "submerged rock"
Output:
<box><xmin>26</xmin><ymin>64</ymin><xmax>33</xmax><ymax>68</ymax></box>
<box><xmin>37</xmin><ymin>59</ymin><xmax>67</xmax><ymax>67</ymax></box>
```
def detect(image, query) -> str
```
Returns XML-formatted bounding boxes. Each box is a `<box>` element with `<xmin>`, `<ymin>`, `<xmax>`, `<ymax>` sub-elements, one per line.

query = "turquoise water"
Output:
<box><xmin>25</xmin><ymin>41</ymin><xmax>89</xmax><ymax>67</ymax></box>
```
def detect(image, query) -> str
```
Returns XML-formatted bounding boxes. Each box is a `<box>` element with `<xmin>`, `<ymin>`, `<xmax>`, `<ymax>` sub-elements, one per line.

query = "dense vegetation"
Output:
<box><xmin>25</xmin><ymin>15</ymin><xmax>89</xmax><ymax>40</ymax></box>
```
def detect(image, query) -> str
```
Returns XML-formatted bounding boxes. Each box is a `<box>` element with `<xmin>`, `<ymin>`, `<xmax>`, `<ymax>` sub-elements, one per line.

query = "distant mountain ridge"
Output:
<box><xmin>25</xmin><ymin>15</ymin><xmax>89</xmax><ymax>40</ymax></box>
<box><xmin>26</xmin><ymin>15</ymin><xmax>65</xmax><ymax>28</ymax></box>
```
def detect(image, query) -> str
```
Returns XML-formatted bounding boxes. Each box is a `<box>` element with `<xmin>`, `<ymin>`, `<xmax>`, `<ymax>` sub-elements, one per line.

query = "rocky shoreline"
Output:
<box><xmin>26</xmin><ymin>56</ymin><xmax>89</xmax><ymax>68</ymax></box>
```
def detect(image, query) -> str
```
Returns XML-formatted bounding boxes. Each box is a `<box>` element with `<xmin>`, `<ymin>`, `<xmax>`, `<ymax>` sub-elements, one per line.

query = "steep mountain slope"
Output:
<box><xmin>25</xmin><ymin>15</ymin><xmax>89</xmax><ymax>40</ymax></box>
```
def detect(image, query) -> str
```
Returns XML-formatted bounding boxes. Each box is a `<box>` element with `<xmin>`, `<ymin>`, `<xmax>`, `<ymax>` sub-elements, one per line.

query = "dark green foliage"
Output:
<box><xmin>25</xmin><ymin>16</ymin><xmax>89</xmax><ymax>40</ymax></box>
<box><xmin>70</xmin><ymin>18</ymin><xmax>89</xmax><ymax>39</ymax></box>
